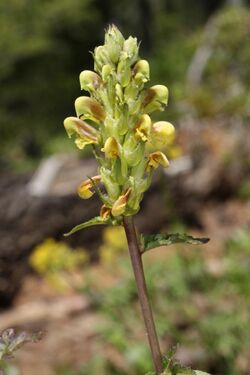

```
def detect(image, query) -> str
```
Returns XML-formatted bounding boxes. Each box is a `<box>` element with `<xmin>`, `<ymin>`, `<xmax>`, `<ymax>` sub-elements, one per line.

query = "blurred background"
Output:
<box><xmin>0</xmin><ymin>0</ymin><xmax>250</xmax><ymax>374</ymax></box>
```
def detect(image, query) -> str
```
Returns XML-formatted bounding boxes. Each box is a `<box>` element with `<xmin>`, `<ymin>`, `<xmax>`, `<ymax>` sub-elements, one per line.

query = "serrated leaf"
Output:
<box><xmin>64</xmin><ymin>216</ymin><xmax>117</xmax><ymax>236</ymax></box>
<box><xmin>0</xmin><ymin>329</ymin><xmax>43</xmax><ymax>361</ymax></box>
<box><xmin>140</xmin><ymin>233</ymin><xmax>209</xmax><ymax>253</ymax></box>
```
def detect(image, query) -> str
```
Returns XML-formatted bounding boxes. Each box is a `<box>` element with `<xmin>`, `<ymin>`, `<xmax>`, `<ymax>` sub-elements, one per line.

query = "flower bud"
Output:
<box><xmin>105</xmin><ymin>25</ymin><xmax>124</xmax><ymax>46</ymax></box>
<box><xmin>101</xmin><ymin>137</ymin><xmax>119</xmax><ymax>159</ymax></box>
<box><xmin>121</xmin><ymin>36</ymin><xmax>139</xmax><ymax>65</ymax></box>
<box><xmin>135</xmin><ymin>114</ymin><xmax>152</xmax><ymax>142</ymax></box>
<box><xmin>143</xmin><ymin>85</ymin><xmax>169</xmax><ymax>113</ymax></box>
<box><xmin>104</xmin><ymin>25</ymin><xmax>124</xmax><ymax>64</ymax></box>
<box><xmin>117</xmin><ymin>58</ymin><xmax>131</xmax><ymax>87</ymax></box>
<box><xmin>123</xmin><ymin>133</ymin><xmax>144</xmax><ymax>166</ymax></box>
<box><xmin>117</xmin><ymin>108</ymin><xmax>129</xmax><ymax>135</ymax></box>
<box><xmin>131</xmin><ymin>157</ymin><xmax>147</xmax><ymax>178</ymax></box>
<box><xmin>150</xmin><ymin>121</ymin><xmax>175</xmax><ymax>147</ymax></box>
<box><xmin>128</xmin><ymin>94</ymin><xmax>144</xmax><ymax>115</ymax></box>
<box><xmin>101</xmin><ymin>64</ymin><xmax>113</xmax><ymax>82</ymax></box>
<box><xmin>124</xmin><ymin>82</ymin><xmax>139</xmax><ymax>102</ymax></box>
<box><xmin>79</xmin><ymin>70</ymin><xmax>102</xmax><ymax>92</ymax></box>
<box><xmin>111</xmin><ymin>188</ymin><xmax>131</xmax><ymax>217</ymax></box>
<box><xmin>112</xmin><ymin>157</ymin><xmax>128</xmax><ymax>184</ymax></box>
<box><xmin>75</xmin><ymin>96</ymin><xmax>105</xmax><ymax>124</ymax></box>
<box><xmin>100</xmin><ymin>205</ymin><xmax>111</xmax><ymax>219</ymax></box>
<box><xmin>120</xmin><ymin>66</ymin><xmax>132</xmax><ymax>88</ymax></box>
<box><xmin>94</xmin><ymin>45</ymin><xmax>109</xmax><ymax>72</ymax></box>
<box><xmin>100</xmin><ymin>167</ymin><xmax>121</xmax><ymax>201</ymax></box>
<box><xmin>133</xmin><ymin>60</ymin><xmax>150</xmax><ymax>84</ymax></box>
<box><xmin>64</xmin><ymin>116</ymin><xmax>98</xmax><ymax>149</ymax></box>
<box><xmin>78</xmin><ymin>175</ymin><xmax>101</xmax><ymax>199</ymax></box>
<box><xmin>115</xmin><ymin>83</ymin><xmax>123</xmax><ymax>103</ymax></box>
<box><xmin>147</xmin><ymin>151</ymin><xmax>169</xmax><ymax>170</ymax></box>
<box><xmin>125</xmin><ymin>177</ymin><xmax>148</xmax><ymax>213</ymax></box>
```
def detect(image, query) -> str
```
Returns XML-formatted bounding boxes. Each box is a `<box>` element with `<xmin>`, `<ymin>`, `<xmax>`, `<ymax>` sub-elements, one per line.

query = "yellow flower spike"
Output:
<box><xmin>147</xmin><ymin>151</ymin><xmax>170</xmax><ymax>171</ymax></box>
<box><xmin>111</xmin><ymin>188</ymin><xmax>132</xmax><ymax>217</ymax></box>
<box><xmin>100</xmin><ymin>205</ymin><xmax>112</xmax><ymax>220</ymax></box>
<box><xmin>135</xmin><ymin>114</ymin><xmax>152</xmax><ymax>142</ymax></box>
<box><xmin>133</xmin><ymin>60</ymin><xmax>150</xmax><ymax>84</ymax></box>
<box><xmin>143</xmin><ymin>85</ymin><xmax>169</xmax><ymax>114</ymax></box>
<box><xmin>79</xmin><ymin>70</ymin><xmax>102</xmax><ymax>92</ymax></box>
<box><xmin>101</xmin><ymin>137</ymin><xmax>119</xmax><ymax>159</ymax></box>
<box><xmin>64</xmin><ymin>116</ymin><xmax>98</xmax><ymax>150</ymax></box>
<box><xmin>75</xmin><ymin>96</ymin><xmax>105</xmax><ymax>124</ymax></box>
<box><xmin>150</xmin><ymin>121</ymin><xmax>175</xmax><ymax>146</ymax></box>
<box><xmin>78</xmin><ymin>175</ymin><xmax>101</xmax><ymax>199</ymax></box>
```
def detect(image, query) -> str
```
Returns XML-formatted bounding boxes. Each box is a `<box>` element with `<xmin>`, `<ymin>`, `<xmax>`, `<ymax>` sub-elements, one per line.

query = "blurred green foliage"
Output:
<box><xmin>0</xmin><ymin>0</ymin><xmax>101</xmax><ymax>168</ymax></box>
<box><xmin>53</xmin><ymin>227</ymin><xmax>250</xmax><ymax>375</ymax></box>
<box><xmin>187</xmin><ymin>6</ymin><xmax>250</xmax><ymax>119</ymax></box>
<box><xmin>2</xmin><ymin>1</ymin><xmax>250</xmax><ymax>169</ymax></box>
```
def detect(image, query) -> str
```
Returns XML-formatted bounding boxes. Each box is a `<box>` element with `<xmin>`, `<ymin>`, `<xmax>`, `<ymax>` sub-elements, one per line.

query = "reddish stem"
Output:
<box><xmin>123</xmin><ymin>216</ymin><xmax>163</xmax><ymax>374</ymax></box>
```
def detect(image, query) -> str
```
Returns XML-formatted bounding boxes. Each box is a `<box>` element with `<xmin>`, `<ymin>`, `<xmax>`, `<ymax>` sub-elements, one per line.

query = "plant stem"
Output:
<box><xmin>123</xmin><ymin>216</ymin><xmax>163</xmax><ymax>374</ymax></box>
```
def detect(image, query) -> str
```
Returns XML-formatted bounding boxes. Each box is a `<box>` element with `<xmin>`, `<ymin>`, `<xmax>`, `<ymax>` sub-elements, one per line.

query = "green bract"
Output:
<box><xmin>64</xmin><ymin>25</ymin><xmax>175</xmax><ymax>223</ymax></box>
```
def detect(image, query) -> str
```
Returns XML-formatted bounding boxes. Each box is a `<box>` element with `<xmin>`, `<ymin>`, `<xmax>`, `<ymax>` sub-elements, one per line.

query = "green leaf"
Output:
<box><xmin>141</xmin><ymin>233</ymin><xmax>209</xmax><ymax>253</ymax></box>
<box><xmin>64</xmin><ymin>216</ymin><xmax>118</xmax><ymax>236</ymax></box>
<box><xmin>194</xmin><ymin>372</ymin><xmax>211</xmax><ymax>375</ymax></box>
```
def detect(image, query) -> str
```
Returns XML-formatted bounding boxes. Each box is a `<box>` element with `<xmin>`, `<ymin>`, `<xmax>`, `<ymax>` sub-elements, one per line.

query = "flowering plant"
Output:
<box><xmin>64</xmin><ymin>25</ymin><xmax>209</xmax><ymax>374</ymax></box>
<box><xmin>64</xmin><ymin>25</ymin><xmax>174</xmax><ymax>230</ymax></box>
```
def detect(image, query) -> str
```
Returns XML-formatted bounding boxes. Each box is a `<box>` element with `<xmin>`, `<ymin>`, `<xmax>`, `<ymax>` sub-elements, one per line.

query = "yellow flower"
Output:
<box><xmin>75</xmin><ymin>96</ymin><xmax>105</xmax><ymax>124</ymax></box>
<box><xmin>78</xmin><ymin>175</ymin><xmax>101</xmax><ymax>199</ymax></box>
<box><xmin>150</xmin><ymin>121</ymin><xmax>175</xmax><ymax>146</ymax></box>
<box><xmin>147</xmin><ymin>151</ymin><xmax>169</xmax><ymax>170</ymax></box>
<box><xmin>135</xmin><ymin>114</ymin><xmax>152</xmax><ymax>142</ymax></box>
<box><xmin>133</xmin><ymin>59</ymin><xmax>150</xmax><ymax>84</ymax></box>
<box><xmin>111</xmin><ymin>188</ymin><xmax>131</xmax><ymax>217</ymax></box>
<box><xmin>64</xmin><ymin>116</ymin><xmax>98</xmax><ymax>150</ymax></box>
<box><xmin>143</xmin><ymin>85</ymin><xmax>169</xmax><ymax>113</ymax></box>
<box><xmin>100</xmin><ymin>205</ymin><xmax>112</xmax><ymax>219</ymax></box>
<box><xmin>101</xmin><ymin>137</ymin><xmax>119</xmax><ymax>159</ymax></box>
<box><xmin>79</xmin><ymin>70</ymin><xmax>102</xmax><ymax>92</ymax></box>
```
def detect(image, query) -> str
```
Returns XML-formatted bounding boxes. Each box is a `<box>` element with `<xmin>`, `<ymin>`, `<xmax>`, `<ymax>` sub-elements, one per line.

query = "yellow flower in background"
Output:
<box><xmin>30</xmin><ymin>238</ymin><xmax>88</xmax><ymax>275</ymax></box>
<box><xmin>99</xmin><ymin>226</ymin><xmax>127</xmax><ymax>266</ymax></box>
